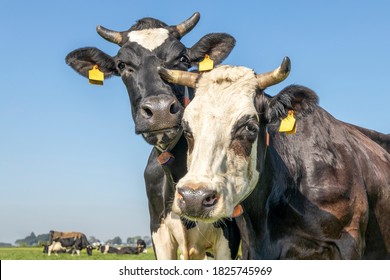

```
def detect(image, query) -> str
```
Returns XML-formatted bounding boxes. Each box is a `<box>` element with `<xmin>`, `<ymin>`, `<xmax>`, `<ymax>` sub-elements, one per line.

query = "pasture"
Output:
<box><xmin>0</xmin><ymin>247</ymin><xmax>155</xmax><ymax>260</ymax></box>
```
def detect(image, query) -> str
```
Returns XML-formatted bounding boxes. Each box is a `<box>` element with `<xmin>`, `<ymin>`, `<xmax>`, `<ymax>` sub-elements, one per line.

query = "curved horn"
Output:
<box><xmin>96</xmin><ymin>25</ymin><xmax>124</xmax><ymax>46</ymax></box>
<box><xmin>158</xmin><ymin>67</ymin><xmax>199</xmax><ymax>88</ymax></box>
<box><xmin>174</xmin><ymin>12</ymin><xmax>200</xmax><ymax>38</ymax></box>
<box><xmin>256</xmin><ymin>56</ymin><xmax>291</xmax><ymax>89</ymax></box>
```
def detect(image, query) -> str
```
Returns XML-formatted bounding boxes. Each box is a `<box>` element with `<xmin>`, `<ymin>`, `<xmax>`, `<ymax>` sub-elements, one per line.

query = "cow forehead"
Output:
<box><xmin>128</xmin><ymin>28</ymin><xmax>170</xmax><ymax>51</ymax></box>
<box><xmin>185</xmin><ymin>66</ymin><xmax>259</xmax><ymax>129</ymax></box>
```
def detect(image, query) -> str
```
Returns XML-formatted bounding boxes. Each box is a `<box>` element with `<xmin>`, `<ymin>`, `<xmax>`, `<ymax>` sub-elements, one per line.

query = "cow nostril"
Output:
<box><xmin>202</xmin><ymin>192</ymin><xmax>218</xmax><ymax>208</ymax></box>
<box><xmin>177</xmin><ymin>192</ymin><xmax>185</xmax><ymax>205</ymax></box>
<box><xmin>169</xmin><ymin>101</ymin><xmax>180</xmax><ymax>115</ymax></box>
<box><xmin>142</xmin><ymin>107</ymin><xmax>153</xmax><ymax>118</ymax></box>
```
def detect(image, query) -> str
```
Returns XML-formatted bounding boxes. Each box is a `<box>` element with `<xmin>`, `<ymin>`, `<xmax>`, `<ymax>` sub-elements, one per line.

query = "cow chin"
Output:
<box><xmin>140</xmin><ymin>127</ymin><xmax>182</xmax><ymax>147</ymax></box>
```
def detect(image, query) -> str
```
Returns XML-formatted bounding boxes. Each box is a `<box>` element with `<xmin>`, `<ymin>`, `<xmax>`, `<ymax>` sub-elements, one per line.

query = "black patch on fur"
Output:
<box><xmin>180</xmin><ymin>217</ymin><xmax>197</xmax><ymax>230</ymax></box>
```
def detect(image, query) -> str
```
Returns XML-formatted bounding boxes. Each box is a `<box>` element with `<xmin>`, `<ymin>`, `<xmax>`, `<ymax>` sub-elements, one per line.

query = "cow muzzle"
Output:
<box><xmin>138</xmin><ymin>95</ymin><xmax>182</xmax><ymax>129</ymax></box>
<box><xmin>136</xmin><ymin>95</ymin><xmax>184</xmax><ymax>146</ymax></box>
<box><xmin>174</xmin><ymin>184</ymin><xmax>220</xmax><ymax>221</ymax></box>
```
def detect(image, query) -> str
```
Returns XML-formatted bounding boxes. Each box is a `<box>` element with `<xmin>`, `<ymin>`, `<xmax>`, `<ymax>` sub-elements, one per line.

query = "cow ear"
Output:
<box><xmin>188</xmin><ymin>33</ymin><xmax>236</xmax><ymax>66</ymax></box>
<box><xmin>254</xmin><ymin>91</ymin><xmax>272</xmax><ymax>124</ymax></box>
<box><xmin>65</xmin><ymin>47</ymin><xmax>119</xmax><ymax>79</ymax></box>
<box><xmin>256</xmin><ymin>85</ymin><xmax>319</xmax><ymax>124</ymax></box>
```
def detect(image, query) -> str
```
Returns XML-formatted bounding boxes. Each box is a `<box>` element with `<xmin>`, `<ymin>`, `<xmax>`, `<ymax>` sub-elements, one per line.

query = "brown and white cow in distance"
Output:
<box><xmin>159</xmin><ymin>58</ymin><xmax>390</xmax><ymax>259</ymax></box>
<box><xmin>47</xmin><ymin>230</ymin><xmax>93</xmax><ymax>256</ymax></box>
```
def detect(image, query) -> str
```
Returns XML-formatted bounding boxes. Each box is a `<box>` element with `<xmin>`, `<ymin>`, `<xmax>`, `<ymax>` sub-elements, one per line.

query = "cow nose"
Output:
<box><xmin>140</xmin><ymin>95</ymin><xmax>181</xmax><ymax>120</ymax></box>
<box><xmin>177</xmin><ymin>186</ymin><xmax>219</xmax><ymax>217</ymax></box>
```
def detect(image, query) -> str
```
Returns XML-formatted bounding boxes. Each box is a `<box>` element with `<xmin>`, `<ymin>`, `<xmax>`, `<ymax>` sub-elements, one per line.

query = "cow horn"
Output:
<box><xmin>174</xmin><ymin>12</ymin><xmax>200</xmax><ymax>38</ymax></box>
<box><xmin>96</xmin><ymin>25</ymin><xmax>124</xmax><ymax>46</ymax></box>
<box><xmin>158</xmin><ymin>67</ymin><xmax>199</xmax><ymax>88</ymax></box>
<box><xmin>256</xmin><ymin>56</ymin><xmax>291</xmax><ymax>89</ymax></box>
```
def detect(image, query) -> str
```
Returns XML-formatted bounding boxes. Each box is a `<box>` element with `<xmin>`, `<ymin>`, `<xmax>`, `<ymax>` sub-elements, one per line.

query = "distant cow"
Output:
<box><xmin>159</xmin><ymin>58</ymin><xmax>390</xmax><ymax>259</ymax></box>
<box><xmin>99</xmin><ymin>244</ymin><xmax>119</xmax><ymax>254</ymax></box>
<box><xmin>92</xmin><ymin>241</ymin><xmax>101</xmax><ymax>250</ymax></box>
<box><xmin>137</xmin><ymin>239</ymin><xmax>147</xmax><ymax>253</ymax></box>
<box><xmin>48</xmin><ymin>230</ymin><xmax>93</xmax><ymax>256</ymax></box>
<box><xmin>117</xmin><ymin>246</ymin><xmax>139</xmax><ymax>255</ymax></box>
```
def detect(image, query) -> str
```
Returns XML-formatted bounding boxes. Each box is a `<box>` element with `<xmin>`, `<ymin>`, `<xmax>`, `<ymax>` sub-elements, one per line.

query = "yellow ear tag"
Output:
<box><xmin>88</xmin><ymin>65</ymin><xmax>104</xmax><ymax>85</ymax></box>
<box><xmin>198</xmin><ymin>54</ymin><xmax>214</xmax><ymax>72</ymax></box>
<box><xmin>279</xmin><ymin>110</ymin><xmax>297</xmax><ymax>134</ymax></box>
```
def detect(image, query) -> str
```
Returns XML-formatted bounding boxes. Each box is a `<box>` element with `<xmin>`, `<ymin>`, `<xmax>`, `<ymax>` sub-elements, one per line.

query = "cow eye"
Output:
<box><xmin>245</xmin><ymin>123</ymin><xmax>258</xmax><ymax>134</ymax></box>
<box><xmin>180</xmin><ymin>56</ymin><xmax>191</xmax><ymax>66</ymax></box>
<box><xmin>117</xmin><ymin>61</ymin><xmax>126</xmax><ymax>70</ymax></box>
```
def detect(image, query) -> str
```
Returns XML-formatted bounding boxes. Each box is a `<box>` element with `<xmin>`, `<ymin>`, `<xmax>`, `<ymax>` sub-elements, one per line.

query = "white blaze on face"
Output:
<box><xmin>175</xmin><ymin>66</ymin><xmax>260</xmax><ymax>221</ymax></box>
<box><xmin>128</xmin><ymin>28</ymin><xmax>170</xmax><ymax>51</ymax></box>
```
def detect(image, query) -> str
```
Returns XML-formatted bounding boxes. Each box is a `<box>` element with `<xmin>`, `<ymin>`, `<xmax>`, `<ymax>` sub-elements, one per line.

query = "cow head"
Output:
<box><xmin>86</xmin><ymin>245</ymin><xmax>93</xmax><ymax>256</ymax></box>
<box><xmin>136</xmin><ymin>239</ymin><xmax>146</xmax><ymax>253</ymax></box>
<box><xmin>66</xmin><ymin>13</ymin><xmax>236</xmax><ymax>149</ymax></box>
<box><xmin>159</xmin><ymin>58</ymin><xmax>317</xmax><ymax>222</ymax></box>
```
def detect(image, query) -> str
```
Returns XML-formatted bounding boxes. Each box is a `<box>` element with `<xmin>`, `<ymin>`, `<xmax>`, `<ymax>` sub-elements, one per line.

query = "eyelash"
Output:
<box><xmin>180</xmin><ymin>56</ymin><xmax>191</xmax><ymax>66</ymax></box>
<box><xmin>245</xmin><ymin>124</ymin><xmax>258</xmax><ymax>134</ymax></box>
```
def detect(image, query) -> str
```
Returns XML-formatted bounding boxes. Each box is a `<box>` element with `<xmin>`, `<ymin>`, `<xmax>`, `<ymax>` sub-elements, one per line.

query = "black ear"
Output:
<box><xmin>65</xmin><ymin>47</ymin><xmax>119</xmax><ymax>79</ymax></box>
<box><xmin>188</xmin><ymin>33</ymin><xmax>236</xmax><ymax>66</ymax></box>
<box><xmin>256</xmin><ymin>85</ymin><xmax>319</xmax><ymax>124</ymax></box>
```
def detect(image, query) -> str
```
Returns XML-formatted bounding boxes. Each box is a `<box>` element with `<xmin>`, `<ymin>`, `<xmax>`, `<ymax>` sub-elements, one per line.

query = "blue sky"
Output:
<box><xmin>1</xmin><ymin>0</ymin><xmax>389</xmax><ymax>244</ymax></box>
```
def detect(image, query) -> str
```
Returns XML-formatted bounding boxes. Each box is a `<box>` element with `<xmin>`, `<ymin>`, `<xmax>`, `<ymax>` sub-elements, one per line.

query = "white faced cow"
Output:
<box><xmin>159</xmin><ymin>58</ymin><xmax>390</xmax><ymax>259</ymax></box>
<box><xmin>66</xmin><ymin>13</ymin><xmax>240</xmax><ymax>259</ymax></box>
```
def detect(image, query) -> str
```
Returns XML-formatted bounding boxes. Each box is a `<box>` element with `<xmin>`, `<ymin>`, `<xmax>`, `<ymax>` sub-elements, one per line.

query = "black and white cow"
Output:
<box><xmin>47</xmin><ymin>230</ymin><xmax>93</xmax><ymax>256</ymax></box>
<box><xmin>99</xmin><ymin>244</ymin><xmax>119</xmax><ymax>254</ymax></box>
<box><xmin>159</xmin><ymin>58</ymin><xmax>390</xmax><ymax>259</ymax></box>
<box><xmin>117</xmin><ymin>246</ymin><xmax>140</xmax><ymax>255</ymax></box>
<box><xmin>137</xmin><ymin>239</ymin><xmax>147</xmax><ymax>253</ymax></box>
<box><xmin>99</xmin><ymin>241</ymin><xmax>146</xmax><ymax>255</ymax></box>
<box><xmin>66</xmin><ymin>13</ymin><xmax>240</xmax><ymax>259</ymax></box>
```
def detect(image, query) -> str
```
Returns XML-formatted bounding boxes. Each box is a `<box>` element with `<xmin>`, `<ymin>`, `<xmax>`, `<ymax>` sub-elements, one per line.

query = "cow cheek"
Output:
<box><xmin>227</xmin><ymin>142</ymin><xmax>258</xmax><ymax>206</ymax></box>
<box><xmin>242</xmin><ymin>142</ymin><xmax>260</xmax><ymax>201</ymax></box>
<box><xmin>226</xmin><ymin>151</ymin><xmax>247</xmax><ymax>200</ymax></box>
<box><xmin>230</xmin><ymin>139</ymin><xmax>252</xmax><ymax>157</ymax></box>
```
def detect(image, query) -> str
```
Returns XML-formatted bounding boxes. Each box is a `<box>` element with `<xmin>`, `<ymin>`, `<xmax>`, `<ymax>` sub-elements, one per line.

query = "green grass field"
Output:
<box><xmin>0</xmin><ymin>247</ymin><xmax>156</xmax><ymax>260</ymax></box>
